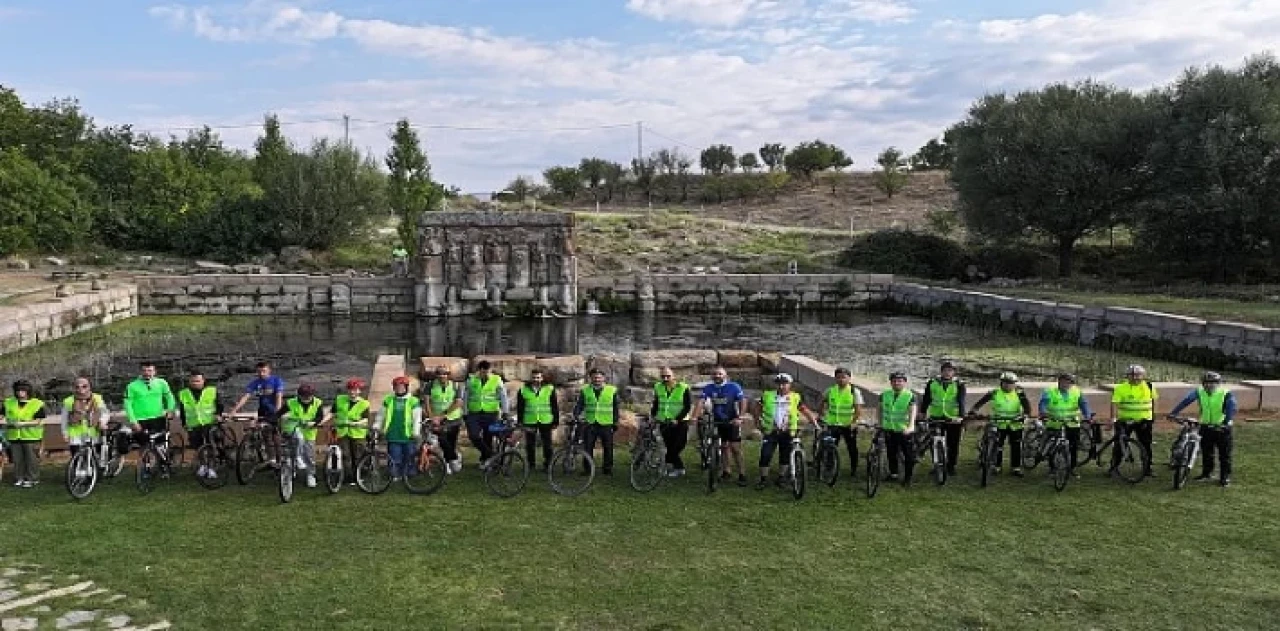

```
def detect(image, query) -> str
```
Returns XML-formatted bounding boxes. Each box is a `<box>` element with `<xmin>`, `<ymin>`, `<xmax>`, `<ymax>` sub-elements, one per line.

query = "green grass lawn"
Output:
<box><xmin>993</xmin><ymin>287</ymin><xmax>1280</xmax><ymax>328</ymax></box>
<box><xmin>3</xmin><ymin>424</ymin><xmax>1280</xmax><ymax>630</ymax></box>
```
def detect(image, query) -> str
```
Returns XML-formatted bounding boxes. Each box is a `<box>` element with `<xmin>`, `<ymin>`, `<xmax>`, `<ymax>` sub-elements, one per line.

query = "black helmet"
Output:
<box><xmin>1057</xmin><ymin>373</ymin><xmax>1077</xmax><ymax>383</ymax></box>
<box><xmin>12</xmin><ymin>379</ymin><xmax>33</xmax><ymax>393</ymax></box>
<box><xmin>1201</xmin><ymin>371</ymin><xmax>1222</xmax><ymax>384</ymax></box>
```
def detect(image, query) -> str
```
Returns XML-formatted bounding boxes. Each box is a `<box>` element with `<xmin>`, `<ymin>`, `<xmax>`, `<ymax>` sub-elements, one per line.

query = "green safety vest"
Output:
<box><xmin>1196</xmin><ymin>387</ymin><xmax>1227</xmax><ymax>427</ymax></box>
<box><xmin>1044</xmin><ymin>387</ymin><xmax>1082</xmax><ymax>429</ymax></box>
<box><xmin>762</xmin><ymin>390</ymin><xmax>802</xmax><ymax>434</ymax></box>
<box><xmin>823</xmin><ymin>385</ymin><xmax>857</xmax><ymax>426</ymax></box>
<box><xmin>3</xmin><ymin>397</ymin><xmax>45</xmax><ymax>441</ymax></box>
<box><xmin>991</xmin><ymin>389</ymin><xmax>1024</xmax><ymax>429</ymax></box>
<box><xmin>392</xmin><ymin>248</ymin><xmax>408</xmax><ymax>259</ymax></box>
<box><xmin>520</xmin><ymin>385</ymin><xmax>555</xmax><ymax>424</ymax></box>
<box><xmin>285</xmin><ymin>397</ymin><xmax>324</xmax><ymax>441</ymax></box>
<box><xmin>581</xmin><ymin>385</ymin><xmax>617</xmax><ymax>425</ymax></box>
<box><xmin>427</xmin><ymin>381</ymin><xmax>463</xmax><ymax>422</ymax></box>
<box><xmin>382</xmin><ymin>395</ymin><xmax>421</xmax><ymax>443</ymax></box>
<box><xmin>653</xmin><ymin>382</ymin><xmax>689</xmax><ymax>423</ymax></box>
<box><xmin>1113</xmin><ymin>382</ymin><xmax>1156</xmax><ymax>423</ymax></box>
<box><xmin>178</xmin><ymin>387</ymin><xmax>218</xmax><ymax>429</ymax></box>
<box><xmin>880</xmin><ymin>390</ymin><xmax>912</xmax><ymax>432</ymax></box>
<box><xmin>333</xmin><ymin>395</ymin><xmax>371</xmax><ymax>439</ymax></box>
<box><xmin>467</xmin><ymin>375</ymin><xmax>503</xmax><ymax>413</ymax></box>
<box><xmin>927</xmin><ymin>379</ymin><xmax>960</xmax><ymax>419</ymax></box>
<box><xmin>63</xmin><ymin>394</ymin><xmax>104</xmax><ymax>440</ymax></box>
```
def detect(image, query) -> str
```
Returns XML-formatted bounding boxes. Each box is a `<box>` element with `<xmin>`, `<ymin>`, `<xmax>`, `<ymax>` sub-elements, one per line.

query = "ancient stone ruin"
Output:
<box><xmin>415</xmin><ymin>211</ymin><xmax>578</xmax><ymax>317</ymax></box>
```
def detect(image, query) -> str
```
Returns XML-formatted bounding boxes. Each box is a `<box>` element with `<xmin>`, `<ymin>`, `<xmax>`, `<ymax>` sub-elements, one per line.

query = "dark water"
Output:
<box><xmin>0</xmin><ymin>313</ymin><xmax>1227</xmax><ymax>409</ymax></box>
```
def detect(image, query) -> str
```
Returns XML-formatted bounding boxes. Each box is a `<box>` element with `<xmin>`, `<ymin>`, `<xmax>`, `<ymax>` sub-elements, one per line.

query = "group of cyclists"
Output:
<box><xmin>0</xmin><ymin>357</ymin><xmax>1237</xmax><ymax>494</ymax></box>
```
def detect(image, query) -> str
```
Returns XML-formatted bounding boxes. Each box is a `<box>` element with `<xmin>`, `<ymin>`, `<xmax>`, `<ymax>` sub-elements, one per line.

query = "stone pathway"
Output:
<box><xmin>0</xmin><ymin>559</ymin><xmax>170</xmax><ymax>630</ymax></box>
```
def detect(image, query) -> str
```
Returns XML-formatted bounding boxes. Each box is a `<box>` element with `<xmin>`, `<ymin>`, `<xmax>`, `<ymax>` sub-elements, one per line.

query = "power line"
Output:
<box><xmin>132</xmin><ymin>117</ymin><xmax>344</xmax><ymax>135</ymax></box>
<box><xmin>643</xmin><ymin>126</ymin><xmax>700</xmax><ymax>151</ymax></box>
<box><xmin>348</xmin><ymin>118</ymin><xmax>634</xmax><ymax>133</ymax></box>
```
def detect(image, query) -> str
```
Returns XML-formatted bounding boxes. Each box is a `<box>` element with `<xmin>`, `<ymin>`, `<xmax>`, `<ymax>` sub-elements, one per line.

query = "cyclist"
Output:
<box><xmin>391</xmin><ymin>246</ymin><xmax>409</xmax><ymax>277</ymax></box>
<box><xmin>1110</xmin><ymin>364</ymin><xmax>1158</xmax><ymax>478</ymax></box>
<box><xmin>377</xmin><ymin>376</ymin><xmax>422</xmax><ymax>481</ymax></box>
<box><xmin>62</xmin><ymin>376</ymin><xmax>109</xmax><ymax>460</ymax></box>
<box><xmin>1037</xmin><ymin>373</ymin><xmax>1092</xmax><ymax>476</ymax></box>
<box><xmin>281</xmin><ymin>383</ymin><xmax>326</xmax><ymax>488</ymax></box>
<box><xmin>1167</xmin><ymin>371</ymin><xmax>1236</xmax><ymax>487</ymax></box>
<box><xmin>879</xmin><ymin>372</ymin><xmax>918</xmax><ymax>484</ymax></box>
<box><xmin>576</xmin><ymin>369</ymin><xmax>619</xmax><ymax>476</ymax></box>
<box><xmin>754</xmin><ymin>373</ymin><xmax>817</xmax><ymax>489</ymax></box>
<box><xmin>966</xmin><ymin>372</ymin><xmax>1032</xmax><ymax>477</ymax></box>
<box><xmin>464</xmin><ymin>361</ymin><xmax>508</xmax><ymax>467</ymax></box>
<box><xmin>517</xmin><ymin>368</ymin><xmax>560</xmax><ymax>473</ymax></box>
<box><xmin>701</xmin><ymin>366</ymin><xmax>747</xmax><ymax>487</ymax></box>
<box><xmin>177</xmin><ymin>372</ymin><xmax>225</xmax><ymax>480</ymax></box>
<box><xmin>815</xmin><ymin>367</ymin><xmax>863</xmax><ymax>480</ymax></box>
<box><xmin>3</xmin><ymin>379</ymin><xmax>47</xmax><ymax>488</ymax></box>
<box><xmin>331</xmin><ymin>378</ymin><xmax>372</xmax><ymax>485</ymax></box>
<box><xmin>422</xmin><ymin>367</ymin><xmax>463</xmax><ymax>474</ymax></box>
<box><xmin>650</xmin><ymin>367</ymin><xmax>694</xmax><ymax>477</ymax></box>
<box><xmin>919</xmin><ymin>360</ymin><xmax>966</xmax><ymax>476</ymax></box>
<box><xmin>230</xmin><ymin>361</ymin><xmax>286</xmax><ymax>465</ymax></box>
<box><xmin>123</xmin><ymin>361</ymin><xmax>177</xmax><ymax>465</ymax></box>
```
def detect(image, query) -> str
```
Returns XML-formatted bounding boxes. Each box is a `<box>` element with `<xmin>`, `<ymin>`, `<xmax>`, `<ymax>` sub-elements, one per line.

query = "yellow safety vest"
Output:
<box><xmin>427</xmin><ymin>382</ymin><xmax>463</xmax><ymax>421</ymax></box>
<box><xmin>823</xmin><ymin>385</ymin><xmax>857</xmax><ymax>426</ymax></box>
<box><xmin>178</xmin><ymin>387</ymin><xmax>218</xmax><ymax>429</ymax></box>
<box><xmin>762</xmin><ymin>390</ymin><xmax>802</xmax><ymax>434</ymax></box>
<box><xmin>1113</xmin><ymin>381</ymin><xmax>1156</xmax><ymax>423</ymax></box>
<box><xmin>333</xmin><ymin>395</ymin><xmax>371</xmax><ymax>440</ymax></box>
<box><xmin>3</xmin><ymin>397</ymin><xmax>46</xmax><ymax>441</ymax></box>
<box><xmin>653</xmin><ymin>382</ymin><xmax>689</xmax><ymax>423</ymax></box>
<box><xmin>581</xmin><ymin>386</ymin><xmax>617</xmax><ymax>425</ymax></box>
<box><xmin>63</xmin><ymin>394</ymin><xmax>104</xmax><ymax>440</ymax></box>
<box><xmin>467</xmin><ymin>375</ymin><xmax>503</xmax><ymax>413</ymax></box>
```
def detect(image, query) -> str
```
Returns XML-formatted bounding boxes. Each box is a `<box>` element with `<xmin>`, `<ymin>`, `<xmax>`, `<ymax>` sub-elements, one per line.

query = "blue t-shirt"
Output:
<box><xmin>245</xmin><ymin>375</ymin><xmax>286</xmax><ymax>418</ymax></box>
<box><xmin>702</xmin><ymin>381</ymin><xmax>745</xmax><ymax>421</ymax></box>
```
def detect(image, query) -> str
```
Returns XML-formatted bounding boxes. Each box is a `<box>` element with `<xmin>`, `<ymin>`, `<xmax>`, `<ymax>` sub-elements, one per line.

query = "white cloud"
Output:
<box><xmin>817</xmin><ymin>0</ymin><xmax>917</xmax><ymax>24</ymax></box>
<box><xmin>625</xmin><ymin>0</ymin><xmax>771</xmax><ymax>27</ymax></box>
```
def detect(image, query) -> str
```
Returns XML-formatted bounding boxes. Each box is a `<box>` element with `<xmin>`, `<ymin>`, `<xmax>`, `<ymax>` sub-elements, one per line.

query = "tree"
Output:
<box><xmin>699</xmin><ymin>144</ymin><xmax>737</xmax><ymax>175</ymax></box>
<box><xmin>739</xmin><ymin>152</ymin><xmax>759</xmax><ymax>172</ymax></box>
<box><xmin>784</xmin><ymin>140</ymin><xmax>850</xmax><ymax>180</ymax></box>
<box><xmin>385</xmin><ymin>119</ymin><xmax>440</xmax><ymax>251</ymax></box>
<box><xmin>765</xmin><ymin>171</ymin><xmax>791</xmax><ymax>201</ymax></box>
<box><xmin>910</xmin><ymin>136</ymin><xmax>954</xmax><ymax>171</ymax></box>
<box><xmin>543</xmin><ymin>166</ymin><xmax>582</xmax><ymax>201</ymax></box>
<box><xmin>630</xmin><ymin>157</ymin><xmax>656</xmax><ymax>204</ymax></box>
<box><xmin>602</xmin><ymin>161</ymin><xmax>626</xmax><ymax>202</ymax></box>
<box><xmin>949</xmin><ymin>80</ymin><xmax>1159</xmax><ymax>277</ymax></box>
<box><xmin>0</xmin><ymin>148</ymin><xmax>85</xmax><ymax>255</ymax></box>
<box><xmin>759</xmin><ymin>143</ymin><xmax>786</xmax><ymax>171</ymax></box>
<box><xmin>504</xmin><ymin>175</ymin><xmax>537</xmax><ymax>203</ymax></box>
<box><xmin>578</xmin><ymin>157</ymin><xmax>612</xmax><ymax>203</ymax></box>
<box><xmin>873</xmin><ymin>147</ymin><xmax>910</xmax><ymax>199</ymax></box>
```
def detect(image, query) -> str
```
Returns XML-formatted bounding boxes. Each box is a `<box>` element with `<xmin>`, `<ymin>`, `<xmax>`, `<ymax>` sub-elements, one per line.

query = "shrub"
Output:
<box><xmin>838</xmin><ymin>229</ymin><xmax>968</xmax><ymax>279</ymax></box>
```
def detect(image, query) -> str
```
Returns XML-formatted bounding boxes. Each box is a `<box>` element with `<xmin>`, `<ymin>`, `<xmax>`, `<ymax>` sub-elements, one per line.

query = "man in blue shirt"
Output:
<box><xmin>1037</xmin><ymin>373</ymin><xmax>1093</xmax><ymax>475</ymax></box>
<box><xmin>230</xmin><ymin>361</ymin><xmax>286</xmax><ymax>423</ymax></box>
<box><xmin>701</xmin><ymin>366</ymin><xmax>747</xmax><ymax>487</ymax></box>
<box><xmin>1167</xmin><ymin>371</ymin><xmax>1236</xmax><ymax>487</ymax></box>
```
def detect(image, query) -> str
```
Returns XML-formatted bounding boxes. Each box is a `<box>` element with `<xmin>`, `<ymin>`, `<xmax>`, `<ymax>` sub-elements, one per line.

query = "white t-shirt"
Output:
<box><xmin>773</xmin><ymin>396</ymin><xmax>792</xmax><ymax>430</ymax></box>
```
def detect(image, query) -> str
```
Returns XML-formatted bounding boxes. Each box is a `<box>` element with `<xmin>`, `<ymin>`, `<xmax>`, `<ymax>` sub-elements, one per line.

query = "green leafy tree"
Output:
<box><xmin>910</xmin><ymin>136</ymin><xmax>954</xmax><ymax>171</ymax></box>
<box><xmin>578</xmin><ymin>157</ymin><xmax>612</xmax><ymax>203</ymax></box>
<box><xmin>949</xmin><ymin>80</ymin><xmax>1159</xmax><ymax>277</ymax></box>
<box><xmin>873</xmin><ymin>147</ymin><xmax>910</xmax><ymax>199</ymax></box>
<box><xmin>504</xmin><ymin>175</ymin><xmax>536</xmax><ymax>203</ymax></box>
<box><xmin>630</xmin><ymin>157</ymin><xmax>656</xmax><ymax>203</ymax></box>
<box><xmin>0</xmin><ymin>148</ymin><xmax>86</xmax><ymax>255</ymax></box>
<box><xmin>543</xmin><ymin>166</ymin><xmax>582</xmax><ymax>201</ymax></box>
<box><xmin>739</xmin><ymin>152</ymin><xmax>759</xmax><ymax>172</ymax></box>
<box><xmin>385</xmin><ymin>119</ymin><xmax>440</xmax><ymax>251</ymax></box>
<box><xmin>765</xmin><ymin>170</ymin><xmax>791</xmax><ymax>201</ymax></box>
<box><xmin>699</xmin><ymin>144</ymin><xmax>737</xmax><ymax>175</ymax></box>
<box><xmin>784</xmin><ymin>140</ymin><xmax>850</xmax><ymax>180</ymax></box>
<box><xmin>759</xmin><ymin>143</ymin><xmax>786</xmax><ymax>171</ymax></box>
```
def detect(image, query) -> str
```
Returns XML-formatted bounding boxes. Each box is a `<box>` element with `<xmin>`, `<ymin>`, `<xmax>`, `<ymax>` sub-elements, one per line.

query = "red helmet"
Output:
<box><xmin>391</xmin><ymin>376</ymin><xmax>411</xmax><ymax>388</ymax></box>
<box><xmin>345</xmin><ymin>378</ymin><xmax>366</xmax><ymax>390</ymax></box>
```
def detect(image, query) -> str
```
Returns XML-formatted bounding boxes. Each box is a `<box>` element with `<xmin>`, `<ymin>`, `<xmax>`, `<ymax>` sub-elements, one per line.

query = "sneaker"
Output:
<box><xmin>737</xmin><ymin>474</ymin><xmax>747</xmax><ymax>487</ymax></box>
<box><xmin>719</xmin><ymin>471</ymin><xmax>730</xmax><ymax>481</ymax></box>
<box><xmin>674</xmin><ymin>469</ymin><xmax>686</xmax><ymax>477</ymax></box>
<box><xmin>13</xmin><ymin>479</ymin><xmax>24</xmax><ymax>487</ymax></box>
<box><xmin>306</xmin><ymin>474</ymin><xmax>317</xmax><ymax>488</ymax></box>
<box><xmin>391</xmin><ymin>476</ymin><xmax>403</xmax><ymax>482</ymax></box>
<box><xmin>197</xmin><ymin>465</ymin><xmax>209</xmax><ymax>478</ymax></box>
<box><xmin>1012</xmin><ymin>468</ymin><xmax>1024</xmax><ymax>478</ymax></box>
<box><xmin>887</xmin><ymin>473</ymin><xmax>900</xmax><ymax>481</ymax></box>
<box><xmin>994</xmin><ymin>467</ymin><xmax>1002</xmax><ymax>476</ymax></box>
<box><xmin>295</xmin><ymin>456</ymin><xmax>307</xmax><ymax>471</ymax></box>
<box><xmin>755</xmin><ymin>478</ymin><xmax>767</xmax><ymax>490</ymax></box>
<box><xmin>449</xmin><ymin>460</ymin><xmax>462</xmax><ymax>474</ymax></box>
<box><xmin>666</xmin><ymin>469</ymin><xmax>680</xmax><ymax>478</ymax></box>
<box><xmin>207</xmin><ymin>470</ymin><xmax>218</xmax><ymax>479</ymax></box>
<box><xmin>1220</xmin><ymin>478</ymin><xmax>1232</xmax><ymax>488</ymax></box>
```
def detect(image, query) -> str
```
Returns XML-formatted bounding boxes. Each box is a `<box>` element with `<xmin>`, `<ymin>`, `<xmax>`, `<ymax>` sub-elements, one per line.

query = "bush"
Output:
<box><xmin>838</xmin><ymin>229</ymin><xmax>968</xmax><ymax>279</ymax></box>
<box><xmin>970</xmin><ymin>244</ymin><xmax>1057</xmax><ymax>279</ymax></box>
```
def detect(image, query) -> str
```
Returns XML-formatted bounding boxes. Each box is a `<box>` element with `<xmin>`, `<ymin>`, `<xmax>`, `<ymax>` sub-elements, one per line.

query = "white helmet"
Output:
<box><xmin>1126</xmin><ymin>364</ymin><xmax>1146</xmax><ymax>377</ymax></box>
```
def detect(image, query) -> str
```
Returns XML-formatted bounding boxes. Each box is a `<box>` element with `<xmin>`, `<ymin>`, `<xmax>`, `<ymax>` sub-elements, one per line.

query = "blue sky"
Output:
<box><xmin>2</xmin><ymin>0</ymin><xmax>1278</xmax><ymax>191</ymax></box>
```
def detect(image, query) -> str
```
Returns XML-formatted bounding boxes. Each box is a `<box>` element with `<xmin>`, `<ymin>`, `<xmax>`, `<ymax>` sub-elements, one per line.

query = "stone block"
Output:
<box><xmin>715</xmin><ymin>349</ymin><xmax>758</xmax><ymax>369</ymax></box>
<box><xmin>474</xmin><ymin>354</ymin><xmax>539</xmax><ymax>382</ymax></box>
<box><xmin>537</xmin><ymin>355</ymin><xmax>586</xmax><ymax>385</ymax></box>
<box><xmin>226</xmin><ymin>285</ymin><xmax>261</xmax><ymax>296</ymax></box>
<box><xmin>505</xmin><ymin>288</ymin><xmax>537</xmax><ymax>301</ymax></box>
<box><xmin>587</xmin><ymin>352</ymin><xmax>631</xmax><ymax>385</ymax></box>
<box><xmin>459</xmin><ymin>289</ymin><xmax>488</xmax><ymax>301</ymax></box>
<box><xmin>1206</xmin><ymin>321</ymin><xmax>1247</xmax><ymax>339</ymax></box>
<box><xmin>631</xmin><ymin>365</ymin><xmax>704</xmax><ymax>387</ymax></box>
<box><xmin>631</xmin><ymin>349</ymin><xmax>717</xmax><ymax>369</ymax></box>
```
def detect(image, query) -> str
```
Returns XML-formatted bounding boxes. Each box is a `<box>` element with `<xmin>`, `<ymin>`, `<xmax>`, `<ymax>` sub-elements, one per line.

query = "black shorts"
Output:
<box><xmin>715</xmin><ymin>422</ymin><xmax>742</xmax><ymax>443</ymax></box>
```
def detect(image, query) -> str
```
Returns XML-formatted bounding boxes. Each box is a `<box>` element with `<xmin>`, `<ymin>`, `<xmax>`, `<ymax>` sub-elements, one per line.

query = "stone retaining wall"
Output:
<box><xmin>135</xmin><ymin>274</ymin><xmax>416</xmax><ymax>316</ymax></box>
<box><xmin>885</xmin><ymin>282</ymin><xmax>1280</xmax><ymax>375</ymax></box>
<box><xmin>578</xmin><ymin>273</ymin><xmax>894</xmax><ymax>312</ymax></box>
<box><xmin>0</xmin><ymin>286</ymin><xmax>137</xmax><ymax>355</ymax></box>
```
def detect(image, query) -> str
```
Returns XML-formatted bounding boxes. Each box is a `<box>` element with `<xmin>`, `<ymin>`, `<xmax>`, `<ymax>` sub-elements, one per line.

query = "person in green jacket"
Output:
<box><xmin>3</xmin><ymin>379</ymin><xmax>47</xmax><ymax>488</ymax></box>
<box><xmin>378</xmin><ymin>376</ymin><xmax>422</xmax><ymax>481</ymax></box>
<box><xmin>123</xmin><ymin>361</ymin><xmax>177</xmax><ymax>462</ymax></box>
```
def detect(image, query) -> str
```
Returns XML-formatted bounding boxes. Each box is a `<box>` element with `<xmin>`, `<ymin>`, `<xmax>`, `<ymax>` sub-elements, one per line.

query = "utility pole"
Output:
<box><xmin>343</xmin><ymin>114</ymin><xmax>350</xmax><ymax>144</ymax></box>
<box><xmin>636</xmin><ymin>121</ymin><xmax>643</xmax><ymax>163</ymax></box>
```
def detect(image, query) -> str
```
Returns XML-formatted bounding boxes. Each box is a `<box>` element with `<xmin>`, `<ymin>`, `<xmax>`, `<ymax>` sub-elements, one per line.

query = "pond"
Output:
<box><xmin>0</xmin><ymin>313</ymin><xmax>1242</xmax><ymax>408</ymax></box>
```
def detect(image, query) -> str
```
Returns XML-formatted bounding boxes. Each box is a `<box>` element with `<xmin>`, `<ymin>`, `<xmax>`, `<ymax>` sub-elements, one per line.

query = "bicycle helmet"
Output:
<box><xmin>297</xmin><ymin>383</ymin><xmax>316</xmax><ymax>397</ymax></box>
<box><xmin>11</xmin><ymin>379</ymin><xmax>32</xmax><ymax>393</ymax></box>
<box><xmin>1126</xmin><ymin>364</ymin><xmax>1146</xmax><ymax>376</ymax></box>
<box><xmin>1057</xmin><ymin>372</ymin><xmax>1077</xmax><ymax>383</ymax></box>
<box><xmin>774</xmin><ymin>373</ymin><xmax>794</xmax><ymax>384</ymax></box>
<box><xmin>392</xmin><ymin>376</ymin><xmax>411</xmax><ymax>388</ymax></box>
<box><xmin>999</xmin><ymin>371</ymin><xmax>1018</xmax><ymax>383</ymax></box>
<box><xmin>1201</xmin><ymin>371</ymin><xmax>1222</xmax><ymax>384</ymax></box>
<box><xmin>889</xmin><ymin>371</ymin><xmax>907</xmax><ymax>381</ymax></box>
<box><xmin>345</xmin><ymin>378</ymin><xmax>366</xmax><ymax>390</ymax></box>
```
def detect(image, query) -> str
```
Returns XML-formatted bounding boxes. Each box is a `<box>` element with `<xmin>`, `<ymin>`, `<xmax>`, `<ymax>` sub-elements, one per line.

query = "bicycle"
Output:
<box><xmin>695</xmin><ymin>413</ymin><xmax>714</xmax><ymax>471</ymax></box>
<box><xmin>136</xmin><ymin>428</ymin><xmax>178</xmax><ymax>494</ymax></box>
<box><xmin>1027</xmin><ymin>419</ymin><xmax>1075</xmax><ymax>492</ymax></box>
<box><xmin>548</xmin><ymin>416</ymin><xmax>596</xmax><ymax>497</ymax></box>
<box><xmin>1024</xmin><ymin>415</ymin><xmax>1094</xmax><ymax>474</ymax></box>
<box><xmin>236</xmin><ymin>421</ymin><xmax>284</xmax><ymax>486</ymax></box>
<box><xmin>972</xmin><ymin>415</ymin><xmax>1002</xmax><ymax>489</ymax></box>
<box><xmin>861</xmin><ymin>423</ymin><xmax>885</xmax><ymax>498</ymax></box>
<box><xmin>917</xmin><ymin>417</ymin><xmax>958</xmax><ymax>486</ymax></box>
<box><xmin>322</xmin><ymin>426</ymin><xmax>345</xmax><ymax>494</ymax></box>
<box><xmin>1091</xmin><ymin>421</ymin><xmax>1149</xmax><ymax>484</ymax></box>
<box><xmin>785</xmin><ymin>427</ymin><xmax>809</xmax><ymax>500</ymax></box>
<box><xmin>194</xmin><ymin>418</ymin><xmax>237</xmax><ymax>491</ymax></box>
<box><xmin>278</xmin><ymin>426</ymin><xmax>300</xmax><ymax>503</ymax></box>
<box><xmin>629</xmin><ymin>414</ymin><xmax>667</xmax><ymax>493</ymax></box>
<box><xmin>808</xmin><ymin>421</ymin><xmax>839</xmax><ymax>487</ymax></box>
<box><xmin>705</xmin><ymin>416</ymin><xmax>739</xmax><ymax>493</ymax></box>
<box><xmin>404</xmin><ymin>420</ymin><xmax>448</xmax><ymax>495</ymax></box>
<box><xmin>482</xmin><ymin>417</ymin><xmax>529</xmax><ymax>498</ymax></box>
<box><xmin>355</xmin><ymin>432</ymin><xmax>392</xmax><ymax>495</ymax></box>
<box><xmin>65</xmin><ymin>424</ymin><xmax>127</xmax><ymax>500</ymax></box>
<box><xmin>1168</xmin><ymin>417</ymin><xmax>1203</xmax><ymax>491</ymax></box>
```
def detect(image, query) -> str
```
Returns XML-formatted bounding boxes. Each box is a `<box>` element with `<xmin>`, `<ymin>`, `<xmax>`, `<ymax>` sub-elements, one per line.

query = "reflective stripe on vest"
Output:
<box><xmin>178</xmin><ymin>387</ymin><xmax>218</xmax><ymax>429</ymax></box>
<box><xmin>763</xmin><ymin>390</ymin><xmax>802</xmax><ymax>433</ymax></box>
<box><xmin>334</xmin><ymin>395</ymin><xmax>371</xmax><ymax>439</ymax></box>
<box><xmin>428</xmin><ymin>382</ymin><xmax>463</xmax><ymax>421</ymax></box>
<box><xmin>1114</xmin><ymin>382</ymin><xmax>1155</xmax><ymax>422</ymax></box>
<box><xmin>653</xmin><ymin>382</ymin><xmax>689</xmax><ymax>422</ymax></box>
<box><xmin>520</xmin><ymin>385</ymin><xmax>555</xmax><ymax>424</ymax></box>
<box><xmin>880</xmin><ymin>390</ymin><xmax>912</xmax><ymax>432</ymax></box>
<box><xmin>1045</xmin><ymin>387</ymin><xmax>1082</xmax><ymax>428</ymax></box>
<box><xmin>926</xmin><ymin>379</ymin><xmax>960</xmax><ymax>418</ymax></box>
<box><xmin>63</xmin><ymin>394</ymin><xmax>104</xmax><ymax>439</ymax></box>
<box><xmin>582</xmin><ymin>386</ymin><xmax>617</xmax><ymax>425</ymax></box>
<box><xmin>1197</xmin><ymin>387</ymin><xmax>1227</xmax><ymax>426</ymax></box>
<box><xmin>824</xmin><ymin>385</ymin><xmax>856</xmax><ymax>426</ymax></box>
<box><xmin>3</xmin><ymin>397</ymin><xmax>45</xmax><ymax>441</ymax></box>
<box><xmin>285</xmin><ymin>397</ymin><xmax>323</xmax><ymax>441</ymax></box>
<box><xmin>467</xmin><ymin>375</ymin><xmax>502</xmax><ymax>413</ymax></box>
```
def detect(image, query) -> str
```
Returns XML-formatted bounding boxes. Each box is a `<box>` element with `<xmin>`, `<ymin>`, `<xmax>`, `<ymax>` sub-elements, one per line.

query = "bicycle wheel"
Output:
<box><xmin>324</xmin><ymin>447</ymin><xmax>343</xmax><ymax>494</ymax></box>
<box><xmin>356</xmin><ymin>450</ymin><xmax>392</xmax><ymax>495</ymax></box>
<box><xmin>66</xmin><ymin>449</ymin><xmax>98</xmax><ymax>500</ymax></box>
<box><xmin>168</xmin><ymin>433</ymin><xmax>187</xmax><ymax>471</ymax></box>
<box><xmin>931</xmin><ymin>439</ymin><xmax>948</xmax><ymax>486</ymax></box>
<box><xmin>706</xmin><ymin>440</ymin><xmax>721</xmax><ymax>493</ymax></box>
<box><xmin>136</xmin><ymin>447</ymin><xmax>158</xmax><ymax>494</ymax></box>
<box><xmin>790</xmin><ymin>449</ymin><xmax>807</xmax><ymax>500</ymax></box>
<box><xmin>548</xmin><ymin>447</ymin><xmax>595</xmax><ymax>497</ymax></box>
<box><xmin>484</xmin><ymin>449</ymin><xmax>529</xmax><ymax>498</ymax></box>
<box><xmin>1051</xmin><ymin>443</ymin><xmax>1070</xmax><ymax>492</ymax></box>
<box><xmin>101</xmin><ymin>440</ymin><xmax>125</xmax><ymax>480</ymax></box>
<box><xmin>818</xmin><ymin>444</ymin><xmax>840</xmax><ymax>487</ymax></box>
<box><xmin>979</xmin><ymin>434</ymin><xmax>996</xmax><ymax>488</ymax></box>
<box><xmin>196</xmin><ymin>444</ymin><xmax>229</xmax><ymax>490</ymax></box>
<box><xmin>405</xmin><ymin>445</ymin><xmax>448</xmax><ymax>496</ymax></box>
<box><xmin>1021</xmin><ymin>426</ymin><xmax>1044</xmax><ymax>469</ymax></box>
<box><xmin>1078</xmin><ymin>426</ymin><xmax>1095</xmax><ymax>464</ymax></box>
<box><xmin>278</xmin><ymin>457</ymin><xmax>294</xmax><ymax>503</ymax></box>
<box><xmin>629</xmin><ymin>446</ymin><xmax>664</xmax><ymax>493</ymax></box>
<box><xmin>1114</xmin><ymin>438</ymin><xmax>1147</xmax><ymax>484</ymax></box>
<box><xmin>1171</xmin><ymin>441</ymin><xmax>1190</xmax><ymax>490</ymax></box>
<box><xmin>235</xmin><ymin>434</ymin><xmax>262</xmax><ymax>485</ymax></box>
